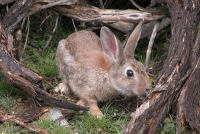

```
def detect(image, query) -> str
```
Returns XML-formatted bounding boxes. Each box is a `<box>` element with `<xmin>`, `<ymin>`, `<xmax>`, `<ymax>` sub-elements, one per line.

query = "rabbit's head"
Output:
<box><xmin>100</xmin><ymin>21</ymin><xmax>151</xmax><ymax>97</ymax></box>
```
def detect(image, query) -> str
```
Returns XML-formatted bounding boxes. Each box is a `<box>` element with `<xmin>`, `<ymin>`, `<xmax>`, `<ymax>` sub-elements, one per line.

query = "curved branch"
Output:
<box><xmin>54</xmin><ymin>5</ymin><xmax>166</xmax><ymax>23</ymax></box>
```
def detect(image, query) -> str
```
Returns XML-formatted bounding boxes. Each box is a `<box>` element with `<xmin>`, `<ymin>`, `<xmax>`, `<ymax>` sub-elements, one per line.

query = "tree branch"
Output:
<box><xmin>53</xmin><ymin>5</ymin><xmax>166</xmax><ymax>23</ymax></box>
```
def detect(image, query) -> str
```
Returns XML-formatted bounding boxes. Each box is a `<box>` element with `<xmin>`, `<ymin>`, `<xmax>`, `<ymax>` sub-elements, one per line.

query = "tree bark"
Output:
<box><xmin>123</xmin><ymin>0</ymin><xmax>200</xmax><ymax>133</ymax></box>
<box><xmin>2</xmin><ymin>0</ymin><xmax>35</xmax><ymax>32</ymax></box>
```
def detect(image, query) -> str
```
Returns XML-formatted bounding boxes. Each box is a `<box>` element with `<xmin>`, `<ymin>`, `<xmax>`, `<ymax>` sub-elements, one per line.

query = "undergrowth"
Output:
<box><xmin>20</xmin><ymin>47</ymin><xmax>58</xmax><ymax>78</ymax></box>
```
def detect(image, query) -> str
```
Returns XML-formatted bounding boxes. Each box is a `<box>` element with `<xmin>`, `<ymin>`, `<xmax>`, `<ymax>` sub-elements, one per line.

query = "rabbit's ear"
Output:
<box><xmin>124</xmin><ymin>20</ymin><xmax>143</xmax><ymax>57</ymax></box>
<box><xmin>100</xmin><ymin>27</ymin><xmax>124</xmax><ymax>64</ymax></box>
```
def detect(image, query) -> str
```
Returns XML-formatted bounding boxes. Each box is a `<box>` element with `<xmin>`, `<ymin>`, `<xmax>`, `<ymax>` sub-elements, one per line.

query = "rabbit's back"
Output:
<box><xmin>55</xmin><ymin>30</ymin><xmax>119</xmax><ymax>101</ymax></box>
<box><xmin>65</xmin><ymin>30</ymin><xmax>102</xmax><ymax>56</ymax></box>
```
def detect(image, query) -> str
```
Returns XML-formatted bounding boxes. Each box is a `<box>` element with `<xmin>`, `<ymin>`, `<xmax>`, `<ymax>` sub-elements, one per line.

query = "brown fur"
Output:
<box><xmin>55</xmin><ymin>23</ymin><xmax>151</xmax><ymax>118</ymax></box>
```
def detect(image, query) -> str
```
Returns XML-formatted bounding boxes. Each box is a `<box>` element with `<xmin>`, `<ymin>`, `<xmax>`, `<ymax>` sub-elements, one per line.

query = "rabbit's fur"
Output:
<box><xmin>55</xmin><ymin>21</ymin><xmax>151</xmax><ymax>118</ymax></box>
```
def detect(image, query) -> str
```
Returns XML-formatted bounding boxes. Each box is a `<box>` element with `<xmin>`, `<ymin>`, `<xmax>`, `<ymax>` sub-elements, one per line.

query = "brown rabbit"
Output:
<box><xmin>55</xmin><ymin>20</ymin><xmax>151</xmax><ymax>118</ymax></box>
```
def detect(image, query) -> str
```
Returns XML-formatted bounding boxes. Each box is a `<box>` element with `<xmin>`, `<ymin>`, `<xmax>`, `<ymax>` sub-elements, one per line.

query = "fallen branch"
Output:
<box><xmin>28</xmin><ymin>0</ymin><xmax>77</xmax><ymax>16</ymax></box>
<box><xmin>0</xmin><ymin>0</ymin><xmax>16</xmax><ymax>5</ymax></box>
<box><xmin>0</xmin><ymin>114</ymin><xmax>48</xmax><ymax>134</ymax></box>
<box><xmin>53</xmin><ymin>5</ymin><xmax>166</xmax><ymax>23</ymax></box>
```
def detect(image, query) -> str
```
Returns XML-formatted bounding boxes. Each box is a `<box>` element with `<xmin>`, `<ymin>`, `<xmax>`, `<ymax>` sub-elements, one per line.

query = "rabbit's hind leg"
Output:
<box><xmin>77</xmin><ymin>96</ymin><xmax>103</xmax><ymax>118</ymax></box>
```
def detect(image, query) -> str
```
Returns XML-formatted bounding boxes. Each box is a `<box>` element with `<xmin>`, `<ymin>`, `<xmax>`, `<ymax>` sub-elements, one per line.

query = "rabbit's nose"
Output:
<box><xmin>141</xmin><ymin>88</ymin><xmax>150</xmax><ymax>97</ymax></box>
<box><xmin>140</xmin><ymin>90</ymin><xmax>148</xmax><ymax>97</ymax></box>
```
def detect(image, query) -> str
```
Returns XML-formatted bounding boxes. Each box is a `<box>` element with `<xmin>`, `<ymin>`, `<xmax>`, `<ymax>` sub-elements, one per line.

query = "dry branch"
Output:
<box><xmin>0</xmin><ymin>0</ymin><xmax>16</xmax><ymax>5</ymax></box>
<box><xmin>2</xmin><ymin>0</ymin><xmax>35</xmax><ymax>32</ymax></box>
<box><xmin>28</xmin><ymin>0</ymin><xmax>77</xmax><ymax>16</ymax></box>
<box><xmin>54</xmin><ymin>5</ymin><xmax>166</xmax><ymax>23</ymax></box>
<box><xmin>130</xmin><ymin>0</ymin><xmax>169</xmax><ymax>15</ymax></box>
<box><xmin>145</xmin><ymin>20</ymin><xmax>161</xmax><ymax>69</ymax></box>
<box><xmin>0</xmin><ymin>114</ymin><xmax>48</xmax><ymax>134</ymax></box>
<box><xmin>2</xmin><ymin>0</ymin><xmax>169</xmax><ymax>37</ymax></box>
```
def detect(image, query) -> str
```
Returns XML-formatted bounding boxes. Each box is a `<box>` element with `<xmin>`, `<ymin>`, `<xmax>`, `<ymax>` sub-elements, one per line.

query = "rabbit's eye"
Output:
<box><xmin>126</xmin><ymin>69</ymin><xmax>134</xmax><ymax>77</ymax></box>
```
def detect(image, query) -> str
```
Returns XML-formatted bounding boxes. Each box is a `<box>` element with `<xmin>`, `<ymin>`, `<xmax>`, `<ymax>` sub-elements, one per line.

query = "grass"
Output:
<box><xmin>0</xmin><ymin>78</ymin><xmax>16</xmax><ymax>95</ymax></box>
<box><xmin>20</xmin><ymin>48</ymin><xmax>58</xmax><ymax>78</ymax></box>
<box><xmin>35</xmin><ymin>119</ymin><xmax>72</xmax><ymax>134</ymax></box>
<box><xmin>0</xmin><ymin>123</ymin><xmax>34</xmax><ymax>134</ymax></box>
<box><xmin>160</xmin><ymin>117</ymin><xmax>176</xmax><ymax>134</ymax></box>
<box><xmin>70</xmin><ymin>102</ymin><xmax>130</xmax><ymax>134</ymax></box>
<box><xmin>0</xmin><ymin>79</ymin><xmax>23</xmax><ymax>110</ymax></box>
<box><xmin>35</xmin><ymin>102</ymin><xmax>130</xmax><ymax>134</ymax></box>
<box><xmin>0</xmin><ymin>95</ymin><xmax>16</xmax><ymax>109</ymax></box>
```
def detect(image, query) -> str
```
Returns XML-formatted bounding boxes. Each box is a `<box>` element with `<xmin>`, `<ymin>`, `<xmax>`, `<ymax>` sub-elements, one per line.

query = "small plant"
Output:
<box><xmin>0</xmin><ymin>77</ymin><xmax>24</xmax><ymax>97</ymax></box>
<box><xmin>160</xmin><ymin>117</ymin><xmax>176</xmax><ymax>134</ymax></box>
<box><xmin>0</xmin><ymin>95</ymin><xmax>16</xmax><ymax>109</ymax></box>
<box><xmin>21</xmin><ymin>48</ymin><xmax>58</xmax><ymax>78</ymax></box>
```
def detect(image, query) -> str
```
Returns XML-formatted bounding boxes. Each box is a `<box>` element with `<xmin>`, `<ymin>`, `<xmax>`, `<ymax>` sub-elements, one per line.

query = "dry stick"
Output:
<box><xmin>145</xmin><ymin>20</ymin><xmax>161</xmax><ymax>69</ymax></box>
<box><xmin>55</xmin><ymin>6</ymin><xmax>165</xmax><ymax>23</ymax></box>
<box><xmin>21</xmin><ymin>17</ymin><xmax>30</xmax><ymax>56</ymax></box>
<box><xmin>27</xmin><ymin>0</ymin><xmax>76</xmax><ymax>16</ymax></box>
<box><xmin>43</xmin><ymin>15</ymin><xmax>59</xmax><ymax>50</ymax></box>
<box><xmin>99</xmin><ymin>0</ymin><xmax>104</xmax><ymax>8</ymax></box>
<box><xmin>39</xmin><ymin>14</ymin><xmax>52</xmax><ymax>29</ymax></box>
<box><xmin>72</xmin><ymin>19</ymin><xmax>77</xmax><ymax>32</ymax></box>
<box><xmin>0</xmin><ymin>114</ymin><xmax>48</xmax><ymax>134</ymax></box>
<box><xmin>130</xmin><ymin>0</ymin><xmax>168</xmax><ymax>15</ymax></box>
<box><xmin>20</xmin><ymin>17</ymin><xmax>27</xmax><ymax>30</ymax></box>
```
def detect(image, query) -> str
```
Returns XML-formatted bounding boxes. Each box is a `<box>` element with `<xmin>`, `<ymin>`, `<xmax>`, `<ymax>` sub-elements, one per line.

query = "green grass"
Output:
<box><xmin>0</xmin><ymin>123</ymin><xmax>29</xmax><ymax>134</ymax></box>
<box><xmin>160</xmin><ymin>117</ymin><xmax>176</xmax><ymax>134</ymax></box>
<box><xmin>70</xmin><ymin>114</ymin><xmax>126</xmax><ymax>134</ymax></box>
<box><xmin>70</xmin><ymin>102</ymin><xmax>130</xmax><ymax>134</ymax></box>
<box><xmin>0</xmin><ymin>76</ymin><xmax>25</xmax><ymax>97</ymax></box>
<box><xmin>0</xmin><ymin>79</ymin><xmax>15</xmax><ymax>95</ymax></box>
<box><xmin>20</xmin><ymin>48</ymin><xmax>58</xmax><ymax>78</ymax></box>
<box><xmin>0</xmin><ymin>95</ymin><xmax>16</xmax><ymax>109</ymax></box>
<box><xmin>35</xmin><ymin>119</ymin><xmax>72</xmax><ymax>134</ymax></box>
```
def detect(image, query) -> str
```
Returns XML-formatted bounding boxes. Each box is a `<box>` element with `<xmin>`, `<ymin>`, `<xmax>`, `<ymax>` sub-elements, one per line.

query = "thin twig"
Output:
<box><xmin>39</xmin><ymin>14</ymin><xmax>52</xmax><ymax>30</ymax></box>
<box><xmin>145</xmin><ymin>20</ymin><xmax>161</xmax><ymax>69</ymax></box>
<box><xmin>27</xmin><ymin>0</ymin><xmax>76</xmax><ymax>16</ymax></box>
<box><xmin>99</xmin><ymin>0</ymin><xmax>104</xmax><ymax>9</ymax></box>
<box><xmin>130</xmin><ymin>0</ymin><xmax>146</xmax><ymax>11</ymax></box>
<box><xmin>20</xmin><ymin>18</ymin><xmax>26</xmax><ymax>30</ymax></box>
<box><xmin>72</xmin><ymin>19</ymin><xmax>77</xmax><ymax>32</ymax></box>
<box><xmin>21</xmin><ymin>17</ymin><xmax>30</xmax><ymax>56</ymax></box>
<box><xmin>0</xmin><ymin>114</ymin><xmax>48</xmax><ymax>134</ymax></box>
<box><xmin>43</xmin><ymin>15</ymin><xmax>59</xmax><ymax>50</ymax></box>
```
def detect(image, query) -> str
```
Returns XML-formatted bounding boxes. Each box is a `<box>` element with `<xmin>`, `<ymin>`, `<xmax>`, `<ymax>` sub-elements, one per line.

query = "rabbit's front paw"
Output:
<box><xmin>54</xmin><ymin>83</ymin><xmax>68</xmax><ymax>94</ymax></box>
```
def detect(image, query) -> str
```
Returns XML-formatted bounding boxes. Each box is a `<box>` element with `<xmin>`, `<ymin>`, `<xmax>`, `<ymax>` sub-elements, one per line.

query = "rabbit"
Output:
<box><xmin>55</xmin><ymin>20</ymin><xmax>151</xmax><ymax>118</ymax></box>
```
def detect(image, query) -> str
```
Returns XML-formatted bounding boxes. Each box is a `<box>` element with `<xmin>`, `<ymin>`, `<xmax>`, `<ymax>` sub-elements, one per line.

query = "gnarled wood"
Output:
<box><xmin>54</xmin><ymin>5</ymin><xmax>166</xmax><ymax>23</ymax></box>
<box><xmin>123</xmin><ymin>0</ymin><xmax>200</xmax><ymax>133</ymax></box>
<box><xmin>2</xmin><ymin>0</ymin><xmax>35</xmax><ymax>32</ymax></box>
